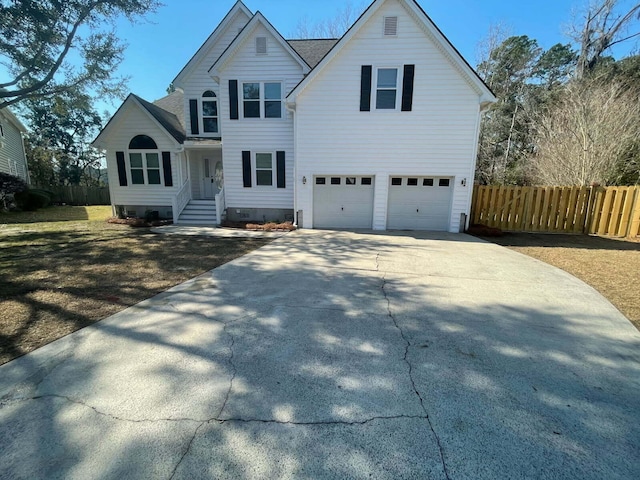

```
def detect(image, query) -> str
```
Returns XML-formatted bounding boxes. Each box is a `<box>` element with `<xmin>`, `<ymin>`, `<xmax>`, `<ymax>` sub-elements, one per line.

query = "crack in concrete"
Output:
<box><xmin>1</xmin><ymin>394</ymin><xmax>202</xmax><ymax>424</ymax></box>
<box><xmin>216</xmin><ymin>322</ymin><xmax>237</xmax><ymax>419</ymax></box>
<box><xmin>1</xmin><ymin>394</ymin><xmax>430</xmax><ymax>428</ymax></box>
<box><xmin>216</xmin><ymin>414</ymin><xmax>429</xmax><ymax>426</ymax></box>
<box><xmin>168</xmin><ymin>421</ymin><xmax>207</xmax><ymax>480</ymax></box>
<box><xmin>168</xmin><ymin>311</ymin><xmax>239</xmax><ymax>479</ymax></box>
<box><xmin>377</xmin><ymin>254</ymin><xmax>451</xmax><ymax>480</ymax></box>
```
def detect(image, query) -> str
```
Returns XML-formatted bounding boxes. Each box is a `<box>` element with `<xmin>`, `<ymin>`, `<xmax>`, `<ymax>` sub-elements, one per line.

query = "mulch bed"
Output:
<box><xmin>221</xmin><ymin>220</ymin><xmax>296</xmax><ymax>231</ymax></box>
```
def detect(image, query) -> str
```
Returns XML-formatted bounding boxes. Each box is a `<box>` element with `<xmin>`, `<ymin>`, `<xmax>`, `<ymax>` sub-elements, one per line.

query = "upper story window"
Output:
<box><xmin>201</xmin><ymin>90</ymin><xmax>218</xmax><ymax>133</ymax></box>
<box><xmin>376</xmin><ymin>68</ymin><xmax>398</xmax><ymax>109</ymax></box>
<box><xmin>0</xmin><ymin>122</ymin><xmax>4</xmax><ymax>137</ymax></box>
<box><xmin>242</xmin><ymin>82</ymin><xmax>282</xmax><ymax>119</ymax></box>
<box><xmin>128</xmin><ymin>135</ymin><xmax>162</xmax><ymax>185</ymax></box>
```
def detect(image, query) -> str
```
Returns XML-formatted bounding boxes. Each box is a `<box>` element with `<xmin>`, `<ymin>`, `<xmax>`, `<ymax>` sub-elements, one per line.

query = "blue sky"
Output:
<box><xmin>104</xmin><ymin>0</ymin><xmax>637</xmax><ymax>115</ymax></box>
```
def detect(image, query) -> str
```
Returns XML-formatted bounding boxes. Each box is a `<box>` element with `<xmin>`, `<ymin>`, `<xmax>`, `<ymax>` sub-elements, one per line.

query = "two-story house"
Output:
<box><xmin>93</xmin><ymin>0</ymin><xmax>495</xmax><ymax>232</ymax></box>
<box><xmin>0</xmin><ymin>105</ymin><xmax>29</xmax><ymax>183</ymax></box>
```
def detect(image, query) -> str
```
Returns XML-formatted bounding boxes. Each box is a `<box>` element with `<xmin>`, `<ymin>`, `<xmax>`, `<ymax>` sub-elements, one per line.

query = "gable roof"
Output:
<box><xmin>92</xmin><ymin>94</ymin><xmax>186</xmax><ymax>148</ymax></box>
<box><xmin>287</xmin><ymin>39</ymin><xmax>339</xmax><ymax>68</ymax></box>
<box><xmin>133</xmin><ymin>94</ymin><xmax>186</xmax><ymax>143</ymax></box>
<box><xmin>209</xmin><ymin>11</ymin><xmax>311</xmax><ymax>76</ymax></box>
<box><xmin>286</xmin><ymin>0</ymin><xmax>495</xmax><ymax>105</ymax></box>
<box><xmin>172</xmin><ymin>1</ymin><xmax>252</xmax><ymax>88</ymax></box>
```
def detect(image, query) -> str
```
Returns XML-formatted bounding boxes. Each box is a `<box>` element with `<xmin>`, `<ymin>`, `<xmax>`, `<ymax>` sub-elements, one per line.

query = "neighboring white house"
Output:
<box><xmin>0</xmin><ymin>105</ymin><xmax>29</xmax><ymax>183</ymax></box>
<box><xmin>93</xmin><ymin>0</ymin><xmax>495</xmax><ymax>232</ymax></box>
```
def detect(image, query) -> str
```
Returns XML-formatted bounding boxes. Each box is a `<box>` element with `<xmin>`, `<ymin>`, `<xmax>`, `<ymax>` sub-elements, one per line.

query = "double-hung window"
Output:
<box><xmin>255</xmin><ymin>153</ymin><xmax>273</xmax><ymax>186</ymax></box>
<box><xmin>242</xmin><ymin>82</ymin><xmax>282</xmax><ymax>119</ymax></box>
<box><xmin>376</xmin><ymin>68</ymin><xmax>399</xmax><ymax>109</ymax></box>
<box><xmin>201</xmin><ymin>91</ymin><xmax>218</xmax><ymax>133</ymax></box>
<box><xmin>129</xmin><ymin>152</ymin><xmax>161</xmax><ymax>185</ymax></box>
<box><xmin>128</xmin><ymin>135</ymin><xmax>162</xmax><ymax>185</ymax></box>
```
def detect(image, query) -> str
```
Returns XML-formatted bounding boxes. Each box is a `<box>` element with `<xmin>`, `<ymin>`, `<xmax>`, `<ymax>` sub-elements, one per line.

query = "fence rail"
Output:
<box><xmin>34</xmin><ymin>185</ymin><xmax>111</xmax><ymax>206</ymax></box>
<box><xmin>471</xmin><ymin>185</ymin><xmax>640</xmax><ymax>238</ymax></box>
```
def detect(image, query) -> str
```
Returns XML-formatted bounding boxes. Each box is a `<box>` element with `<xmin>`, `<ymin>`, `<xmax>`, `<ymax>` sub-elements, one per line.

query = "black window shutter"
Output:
<box><xmin>360</xmin><ymin>65</ymin><xmax>372</xmax><ymax>111</ymax></box>
<box><xmin>189</xmin><ymin>99</ymin><xmax>199</xmax><ymax>134</ymax></box>
<box><xmin>401</xmin><ymin>64</ymin><xmax>415</xmax><ymax>112</ymax></box>
<box><xmin>116</xmin><ymin>151</ymin><xmax>127</xmax><ymax>186</ymax></box>
<box><xmin>229</xmin><ymin>80</ymin><xmax>239</xmax><ymax>120</ymax></box>
<box><xmin>162</xmin><ymin>151</ymin><xmax>173</xmax><ymax>187</ymax></box>
<box><xmin>242</xmin><ymin>150</ymin><xmax>251</xmax><ymax>187</ymax></box>
<box><xmin>276</xmin><ymin>151</ymin><xmax>286</xmax><ymax>188</ymax></box>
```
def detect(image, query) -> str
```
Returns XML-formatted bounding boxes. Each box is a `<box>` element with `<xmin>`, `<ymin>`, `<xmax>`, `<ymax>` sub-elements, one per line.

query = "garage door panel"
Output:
<box><xmin>314</xmin><ymin>177</ymin><xmax>374</xmax><ymax>229</ymax></box>
<box><xmin>387</xmin><ymin>177</ymin><xmax>452</xmax><ymax>231</ymax></box>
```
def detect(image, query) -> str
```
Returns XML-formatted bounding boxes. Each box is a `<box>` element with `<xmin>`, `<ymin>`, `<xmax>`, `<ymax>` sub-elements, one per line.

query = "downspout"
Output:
<box><xmin>19</xmin><ymin>129</ymin><xmax>31</xmax><ymax>185</ymax></box>
<box><xmin>466</xmin><ymin>100</ymin><xmax>489</xmax><ymax>232</ymax></box>
<box><xmin>286</xmin><ymin>100</ymin><xmax>298</xmax><ymax>227</ymax></box>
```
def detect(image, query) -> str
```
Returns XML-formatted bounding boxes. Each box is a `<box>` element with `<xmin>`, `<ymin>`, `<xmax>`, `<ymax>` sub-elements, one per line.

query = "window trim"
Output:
<box><xmin>375</xmin><ymin>67</ymin><xmax>400</xmax><ymax>111</ymax></box>
<box><xmin>254</xmin><ymin>151</ymin><xmax>276</xmax><ymax>187</ymax></box>
<box><xmin>200</xmin><ymin>90</ymin><xmax>219</xmax><ymax>135</ymax></box>
<box><xmin>240</xmin><ymin>81</ymin><xmax>284</xmax><ymax>120</ymax></box>
<box><xmin>128</xmin><ymin>149</ymin><xmax>164</xmax><ymax>186</ymax></box>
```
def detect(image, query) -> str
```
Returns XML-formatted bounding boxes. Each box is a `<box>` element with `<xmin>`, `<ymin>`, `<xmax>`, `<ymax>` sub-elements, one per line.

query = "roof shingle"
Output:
<box><xmin>287</xmin><ymin>39</ymin><xmax>338</xmax><ymax>68</ymax></box>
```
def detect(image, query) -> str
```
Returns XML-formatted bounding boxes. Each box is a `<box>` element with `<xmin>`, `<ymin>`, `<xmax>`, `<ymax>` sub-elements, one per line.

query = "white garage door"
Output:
<box><xmin>387</xmin><ymin>176</ymin><xmax>453</xmax><ymax>231</ymax></box>
<box><xmin>313</xmin><ymin>176</ymin><xmax>374</xmax><ymax>229</ymax></box>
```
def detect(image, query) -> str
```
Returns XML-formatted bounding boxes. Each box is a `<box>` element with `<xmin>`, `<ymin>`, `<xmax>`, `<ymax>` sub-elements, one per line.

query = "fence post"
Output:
<box><xmin>628</xmin><ymin>186</ymin><xmax>640</xmax><ymax>238</ymax></box>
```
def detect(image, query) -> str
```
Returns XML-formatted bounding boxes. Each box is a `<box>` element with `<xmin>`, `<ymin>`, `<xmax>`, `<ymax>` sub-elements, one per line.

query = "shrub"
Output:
<box><xmin>14</xmin><ymin>189</ymin><xmax>51</xmax><ymax>211</ymax></box>
<box><xmin>0</xmin><ymin>172</ymin><xmax>27</xmax><ymax>210</ymax></box>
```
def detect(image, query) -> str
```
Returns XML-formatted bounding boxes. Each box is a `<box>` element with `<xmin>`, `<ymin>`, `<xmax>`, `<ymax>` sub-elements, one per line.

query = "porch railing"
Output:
<box><xmin>172</xmin><ymin>179</ymin><xmax>191</xmax><ymax>224</ymax></box>
<box><xmin>215</xmin><ymin>187</ymin><xmax>225</xmax><ymax>225</ymax></box>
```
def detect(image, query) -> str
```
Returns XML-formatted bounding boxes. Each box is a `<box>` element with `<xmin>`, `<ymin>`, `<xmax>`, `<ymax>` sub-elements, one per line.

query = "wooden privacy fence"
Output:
<box><xmin>471</xmin><ymin>185</ymin><xmax>640</xmax><ymax>238</ymax></box>
<box><xmin>35</xmin><ymin>185</ymin><xmax>111</xmax><ymax>206</ymax></box>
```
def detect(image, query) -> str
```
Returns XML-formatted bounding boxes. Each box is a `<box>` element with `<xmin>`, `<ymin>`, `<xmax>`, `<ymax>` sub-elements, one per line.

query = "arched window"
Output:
<box><xmin>128</xmin><ymin>134</ymin><xmax>158</xmax><ymax>150</ymax></box>
<box><xmin>128</xmin><ymin>135</ymin><xmax>161</xmax><ymax>185</ymax></box>
<box><xmin>201</xmin><ymin>91</ymin><xmax>218</xmax><ymax>133</ymax></box>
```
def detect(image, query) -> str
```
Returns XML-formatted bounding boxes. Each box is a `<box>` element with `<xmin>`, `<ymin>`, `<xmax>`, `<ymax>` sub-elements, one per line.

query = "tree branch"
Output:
<box><xmin>0</xmin><ymin>1</ymin><xmax>108</xmax><ymax>105</ymax></box>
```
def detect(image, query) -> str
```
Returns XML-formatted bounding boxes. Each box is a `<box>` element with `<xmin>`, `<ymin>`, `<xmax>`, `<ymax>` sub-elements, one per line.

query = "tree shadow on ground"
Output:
<box><xmin>0</xmin><ymin>229</ymin><xmax>269</xmax><ymax>364</ymax></box>
<box><xmin>483</xmin><ymin>232</ymin><xmax>640</xmax><ymax>251</ymax></box>
<box><xmin>0</xmin><ymin>231</ymin><xmax>639</xmax><ymax>479</ymax></box>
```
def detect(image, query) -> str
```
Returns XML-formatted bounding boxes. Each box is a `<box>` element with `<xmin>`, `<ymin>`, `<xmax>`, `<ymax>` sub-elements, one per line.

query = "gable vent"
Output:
<box><xmin>384</xmin><ymin>16</ymin><xmax>398</xmax><ymax>36</ymax></box>
<box><xmin>256</xmin><ymin>36</ymin><xmax>267</xmax><ymax>54</ymax></box>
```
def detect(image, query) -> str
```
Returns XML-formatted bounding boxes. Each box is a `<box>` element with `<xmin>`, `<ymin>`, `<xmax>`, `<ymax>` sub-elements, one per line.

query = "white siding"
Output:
<box><xmin>294</xmin><ymin>0</ymin><xmax>482</xmax><ymax>232</ymax></box>
<box><xmin>0</xmin><ymin>118</ymin><xmax>28</xmax><ymax>182</ymax></box>
<box><xmin>103</xmin><ymin>103</ymin><xmax>183</xmax><ymax>207</ymax></box>
<box><xmin>218</xmin><ymin>23</ymin><xmax>303</xmax><ymax>210</ymax></box>
<box><xmin>181</xmin><ymin>11</ymin><xmax>251</xmax><ymax>136</ymax></box>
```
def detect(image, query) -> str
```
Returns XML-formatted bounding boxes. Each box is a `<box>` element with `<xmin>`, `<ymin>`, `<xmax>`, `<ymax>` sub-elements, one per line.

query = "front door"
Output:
<box><xmin>202</xmin><ymin>158</ymin><xmax>215</xmax><ymax>199</ymax></box>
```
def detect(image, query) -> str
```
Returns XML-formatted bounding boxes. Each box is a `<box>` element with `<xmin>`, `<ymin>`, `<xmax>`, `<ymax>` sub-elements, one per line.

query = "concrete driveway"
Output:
<box><xmin>1</xmin><ymin>230</ymin><xmax>639</xmax><ymax>479</ymax></box>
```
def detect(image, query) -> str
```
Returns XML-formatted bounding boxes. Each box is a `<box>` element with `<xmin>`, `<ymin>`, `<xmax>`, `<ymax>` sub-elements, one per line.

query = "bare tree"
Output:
<box><xmin>571</xmin><ymin>0</ymin><xmax>640</xmax><ymax>78</ymax></box>
<box><xmin>291</xmin><ymin>2</ymin><xmax>364</xmax><ymax>38</ymax></box>
<box><xmin>475</xmin><ymin>23</ymin><xmax>512</xmax><ymax>84</ymax></box>
<box><xmin>531</xmin><ymin>79</ymin><xmax>640</xmax><ymax>185</ymax></box>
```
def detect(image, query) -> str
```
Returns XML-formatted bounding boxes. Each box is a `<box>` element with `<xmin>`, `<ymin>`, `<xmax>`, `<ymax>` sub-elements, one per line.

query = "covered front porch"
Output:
<box><xmin>173</xmin><ymin>141</ymin><xmax>225</xmax><ymax>225</ymax></box>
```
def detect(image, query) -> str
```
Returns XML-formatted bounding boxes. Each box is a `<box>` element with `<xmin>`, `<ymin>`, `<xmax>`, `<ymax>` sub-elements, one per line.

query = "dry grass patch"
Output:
<box><xmin>479</xmin><ymin>233</ymin><xmax>640</xmax><ymax>331</ymax></box>
<box><xmin>0</xmin><ymin>206</ymin><xmax>271</xmax><ymax>364</ymax></box>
